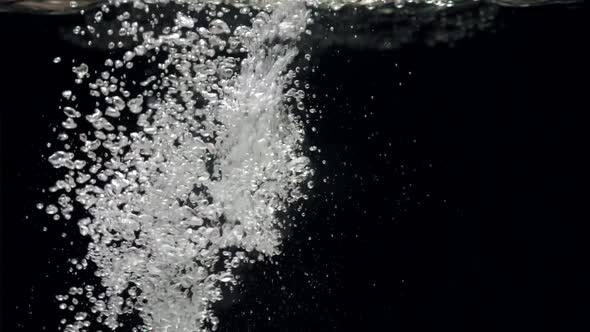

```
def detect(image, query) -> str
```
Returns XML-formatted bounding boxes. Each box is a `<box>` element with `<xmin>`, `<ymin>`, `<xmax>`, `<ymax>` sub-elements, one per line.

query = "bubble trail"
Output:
<box><xmin>45</xmin><ymin>1</ymin><xmax>313</xmax><ymax>331</ymax></box>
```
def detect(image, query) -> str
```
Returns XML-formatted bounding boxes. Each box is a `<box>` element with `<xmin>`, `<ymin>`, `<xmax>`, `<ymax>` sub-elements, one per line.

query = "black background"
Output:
<box><xmin>1</xmin><ymin>3</ymin><xmax>588</xmax><ymax>332</ymax></box>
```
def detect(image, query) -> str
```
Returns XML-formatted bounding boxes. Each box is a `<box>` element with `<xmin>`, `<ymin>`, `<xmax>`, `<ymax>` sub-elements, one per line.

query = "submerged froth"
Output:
<box><xmin>45</xmin><ymin>1</ymin><xmax>312</xmax><ymax>331</ymax></box>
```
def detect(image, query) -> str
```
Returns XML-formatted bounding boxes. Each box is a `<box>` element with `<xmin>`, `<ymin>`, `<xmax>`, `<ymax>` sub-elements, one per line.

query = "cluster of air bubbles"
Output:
<box><xmin>44</xmin><ymin>1</ymin><xmax>316</xmax><ymax>331</ymax></box>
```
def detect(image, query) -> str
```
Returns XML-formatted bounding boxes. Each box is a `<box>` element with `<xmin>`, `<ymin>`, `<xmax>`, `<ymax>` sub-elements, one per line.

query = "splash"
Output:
<box><xmin>44</xmin><ymin>1</ymin><xmax>313</xmax><ymax>331</ymax></box>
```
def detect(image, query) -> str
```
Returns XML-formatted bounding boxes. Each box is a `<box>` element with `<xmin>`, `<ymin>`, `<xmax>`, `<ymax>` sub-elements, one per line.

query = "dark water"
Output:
<box><xmin>0</xmin><ymin>3</ymin><xmax>587</xmax><ymax>331</ymax></box>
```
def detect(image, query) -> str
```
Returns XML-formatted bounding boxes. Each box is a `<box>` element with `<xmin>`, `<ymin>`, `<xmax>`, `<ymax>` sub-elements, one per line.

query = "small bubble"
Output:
<box><xmin>62</xmin><ymin>118</ymin><xmax>77</xmax><ymax>129</ymax></box>
<box><xmin>45</xmin><ymin>205</ymin><xmax>58</xmax><ymax>215</ymax></box>
<box><xmin>74</xmin><ymin>312</ymin><xmax>87</xmax><ymax>321</ymax></box>
<box><xmin>73</xmin><ymin>63</ymin><xmax>88</xmax><ymax>79</ymax></box>
<box><xmin>112</xmin><ymin>96</ymin><xmax>125</xmax><ymax>111</ymax></box>
<box><xmin>105</xmin><ymin>107</ymin><xmax>120</xmax><ymax>118</ymax></box>
<box><xmin>63</xmin><ymin>107</ymin><xmax>81</xmax><ymax>118</ymax></box>
<box><xmin>209</xmin><ymin>19</ymin><xmax>230</xmax><ymax>35</ymax></box>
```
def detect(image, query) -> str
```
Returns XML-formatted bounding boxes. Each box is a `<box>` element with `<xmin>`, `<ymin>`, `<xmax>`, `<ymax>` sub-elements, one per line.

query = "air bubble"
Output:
<box><xmin>209</xmin><ymin>19</ymin><xmax>231</xmax><ymax>35</ymax></box>
<box><xmin>73</xmin><ymin>63</ymin><xmax>88</xmax><ymax>79</ymax></box>
<box><xmin>45</xmin><ymin>204</ymin><xmax>58</xmax><ymax>215</ymax></box>
<box><xmin>48</xmin><ymin>151</ymin><xmax>74</xmax><ymax>168</ymax></box>
<box><xmin>63</xmin><ymin>107</ymin><xmax>81</xmax><ymax>118</ymax></box>
<box><xmin>74</xmin><ymin>312</ymin><xmax>87</xmax><ymax>321</ymax></box>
